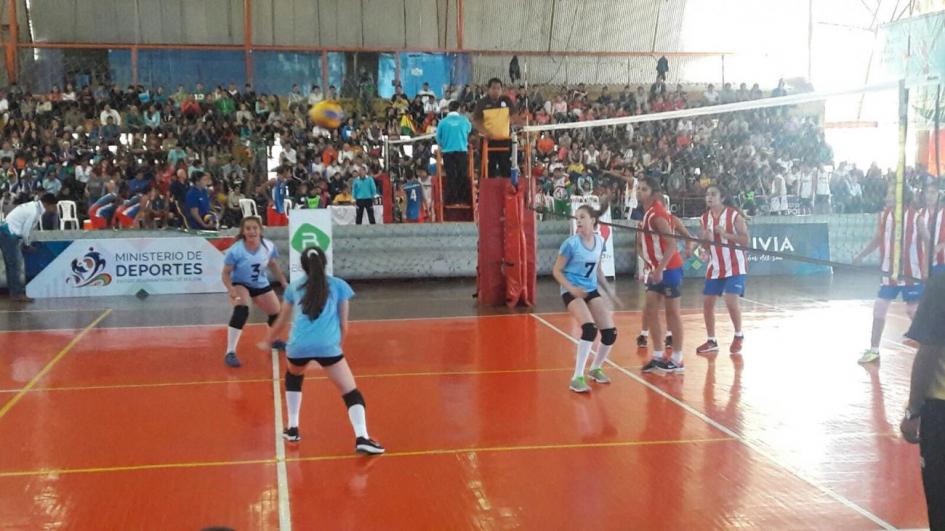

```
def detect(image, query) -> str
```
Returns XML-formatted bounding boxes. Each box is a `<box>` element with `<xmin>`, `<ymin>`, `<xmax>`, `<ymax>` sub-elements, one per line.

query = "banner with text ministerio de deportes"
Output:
<box><xmin>26</xmin><ymin>237</ymin><xmax>226</xmax><ymax>298</ymax></box>
<box><xmin>682</xmin><ymin>222</ymin><xmax>832</xmax><ymax>278</ymax></box>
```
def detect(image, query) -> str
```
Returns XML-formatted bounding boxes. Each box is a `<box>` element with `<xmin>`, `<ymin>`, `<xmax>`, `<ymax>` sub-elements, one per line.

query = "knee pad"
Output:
<box><xmin>342</xmin><ymin>389</ymin><xmax>365</xmax><ymax>409</ymax></box>
<box><xmin>267</xmin><ymin>313</ymin><xmax>279</xmax><ymax>327</ymax></box>
<box><xmin>600</xmin><ymin>328</ymin><xmax>617</xmax><ymax>346</ymax></box>
<box><xmin>581</xmin><ymin>323</ymin><xmax>598</xmax><ymax>342</ymax></box>
<box><xmin>285</xmin><ymin>371</ymin><xmax>304</xmax><ymax>392</ymax></box>
<box><xmin>873</xmin><ymin>299</ymin><xmax>891</xmax><ymax>320</ymax></box>
<box><xmin>229</xmin><ymin>305</ymin><xmax>249</xmax><ymax>329</ymax></box>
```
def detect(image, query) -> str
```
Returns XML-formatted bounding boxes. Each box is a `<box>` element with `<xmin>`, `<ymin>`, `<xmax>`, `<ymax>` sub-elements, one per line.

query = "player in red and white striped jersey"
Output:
<box><xmin>695</xmin><ymin>186</ymin><xmax>749</xmax><ymax>357</ymax></box>
<box><xmin>921</xmin><ymin>180</ymin><xmax>945</xmax><ymax>277</ymax></box>
<box><xmin>854</xmin><ymin>184</ymin><xmax>930</xmax><ymax>363</ymax></box>
<box><xmin>637</xmin><ymin>176</ymin><xmax>687</xmax><ymax>374</ymax></box>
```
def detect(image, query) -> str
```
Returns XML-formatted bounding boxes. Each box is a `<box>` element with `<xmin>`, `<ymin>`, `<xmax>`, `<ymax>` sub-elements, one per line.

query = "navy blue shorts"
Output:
<box><xmin>878</xmin><ymin>284</ymin><xmax>924</xmax><ymax>302</ymax></box>
<box><xmin>646</xmin><ymin>267</ymin><xmax>683</xmax><ymax>299</ymax></box>
<box><xmin>704</xmin><ymin>275</ymin><xmax>746</xmax><ymax>297</ymax></box>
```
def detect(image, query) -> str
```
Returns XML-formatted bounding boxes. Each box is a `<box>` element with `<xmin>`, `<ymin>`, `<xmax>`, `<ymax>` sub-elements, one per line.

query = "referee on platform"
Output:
<box><xmin>901</xmin><ymin>268</ymin><xmax>945</xmax><ymax>530</ymax></box>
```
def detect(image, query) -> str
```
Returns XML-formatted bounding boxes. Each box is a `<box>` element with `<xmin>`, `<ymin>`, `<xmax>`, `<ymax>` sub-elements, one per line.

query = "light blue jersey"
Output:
<box><xmin>558</xmin><ymin>234</ymin><xmax>604</xmax><ymax>294</ymax></box>
<box><xmin>283</xmin><ymin>275</ymin><xmax>355</xmax><ymax>358</ymax></box>
<box><xmin>224</xmin><ymin>239</ymin><xmax>279</xmax><ymax>289</ymax></box>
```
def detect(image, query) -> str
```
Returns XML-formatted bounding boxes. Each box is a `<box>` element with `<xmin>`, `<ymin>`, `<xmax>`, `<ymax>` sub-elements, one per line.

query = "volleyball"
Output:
<box><xmin>309</xmin><ymin>100</ymin><xmax>345</xmax><ymax>129</ymax></box>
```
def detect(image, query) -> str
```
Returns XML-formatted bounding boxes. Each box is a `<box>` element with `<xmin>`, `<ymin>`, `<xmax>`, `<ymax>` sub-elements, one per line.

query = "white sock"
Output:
<box><xmin>708</xmin><ymin>336</ymin><xmax>717</xmax><ymax>342</ymax></box>
<box><xmin>574</xmin><ymin>340</ymin><xmax>593</xmax><ymax>379</ymax></box>
<box><xmin>734</xmin><ymin>331</ymin><xmax>743</xmax><ymax>338</ymax></box>
<box><xmin>590</xmin><ymin>344</ymin><xmax>613</xmax><ymax>370</ymax></box>
<box><xmin>348</xmin><ymin>404</ymin><xmax>369</xmax><ymax>438</ymax></box>
<box><xmin>226</xmin><ymin>327</ymin><xmax>242</xmax><ymax>353</ymax></box>
<box><xmin>671</xmin><ymin>350</ymin><xmax>683</xmax><ymax>365</ymax></box>
<box><xmin>286</xmin><ymin>391</ymin><xmax>302</xmax><ymax>428</ymax></box>
<box><xmin>652</xmin><ymin>350</ymin><xmax>663</xmax><ymax>361</ymax></box>
<box><xmin>640</xmin><ymin>330</ymin><xmax>649</xmax><ymax>337</ymax></box>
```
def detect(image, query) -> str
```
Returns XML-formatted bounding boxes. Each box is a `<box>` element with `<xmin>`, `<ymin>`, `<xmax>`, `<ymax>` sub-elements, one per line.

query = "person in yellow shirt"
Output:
<box><xmin>472</xmin><ymin>78</ymin><xmax>519</xmax><ymax>179</ymax></box>
<box><xmin>901</xmin><ymin>270</ymin><xmax>945</xmax><ymax>530</ymax></box>
<box><xmin>332</xmin><ymin>184</ymin><xmax>354</xmax><ymax>206</ymax></box>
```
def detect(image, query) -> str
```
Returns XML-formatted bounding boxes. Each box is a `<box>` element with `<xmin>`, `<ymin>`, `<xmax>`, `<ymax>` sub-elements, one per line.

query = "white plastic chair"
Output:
<box><xmin>239</xmin><ymin>198</ymin><xmax>258</xmax><ymax>218</ymax></box>
<box><xmin>58</xmin><ymin>200</ymin><xmax>80</xmax><ymax>230</ymax></box>
<box><xmin>284</xmin><ymin>198</ymin><xmax>294</xmax><ymax>212</ymax></box>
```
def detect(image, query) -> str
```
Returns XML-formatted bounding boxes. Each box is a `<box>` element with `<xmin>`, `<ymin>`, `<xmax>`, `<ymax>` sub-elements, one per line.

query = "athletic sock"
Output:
<box><xmin>640</xmin><ymin>330</ymin><xmax>649</xmax><ymax>337</ymax></box>
<box><xmin>574</xmin><ymin>340</ymin><xmax>593</xmax><ymax>379</ymax></box>
<box><xmin>708</xmin><ymin>336</ymin><xmax>717</xmax><ymax>342</ymax></box>
<box><xmin>348</xmin><ymin>404</ymin><xmax>368</xmax><ymax>438</ymax></box>
<box><xmin>652</xmin><ymin>350</ymin><xmax>663</xmax><ymax>361</ymax></box>
<box><xmin>590</xmin><ymin>344</ymin><xmax>613</xmax><ymax>370</ymax></box>
<box><xmin>671</xmin><ymin>351</ymin><xmax>683</xmax><ymax>365</ymax></box>
<box><xmin>734</xmin><ymin>331</ymin><xmax>744</xmax><ymax>338</ymax></box>
<box><xmin>286</xmin><ymin>391</ymin><xmax>302</xmax><ymax>428</ymax></box>
<box><xmin>226</xmin><ymin>327</ymin><xmax>242</xmax><ymax>353</ymax></box>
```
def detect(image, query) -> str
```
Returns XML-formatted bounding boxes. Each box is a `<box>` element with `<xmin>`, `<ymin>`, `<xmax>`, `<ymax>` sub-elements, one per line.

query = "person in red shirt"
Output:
<box><xmin>637</xmin><ymin>176</ymin><xmax>686</xmax><ymax>374</ymax></box>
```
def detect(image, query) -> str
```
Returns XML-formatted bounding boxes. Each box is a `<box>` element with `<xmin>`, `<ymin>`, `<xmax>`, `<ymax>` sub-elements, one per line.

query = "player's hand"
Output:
<box><xmin>229</xmin><ymin>288</ymin><xmax>242</xmax><ymax>303</ymax></box>
<box><xmin>278</xmin><ymin>278</ymin><xmax>288</xmax><ymax>290</ymax></box>
<box><xmin>256</xmin><ymin>340</ymin><xmax>271</xmax><ymax>351</ymax></box>
<box><xmin>650</xmin><ymin>268</ymin><xmax>663</xmax><ymax>284</ymax></box>
<box><xmin>611</xmin><ymin>296</ymin><xmax>626</xmax><ymax>310</ymax></box>
<box><xmin>900</xmin><ymin>416</ymin><xmax>920</xmax><ymax>444</ymax></box>
<box><xmin>570</xmin><ymin>287</ymin><xmax>587</xmax><ymax>299</ymax></box>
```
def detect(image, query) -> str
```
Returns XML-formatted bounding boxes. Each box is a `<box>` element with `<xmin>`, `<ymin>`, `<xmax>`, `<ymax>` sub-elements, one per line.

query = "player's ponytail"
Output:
<box><xmin>300</xmin><ymin>246</ymin><xmax>329</xmax><ymax>320</ymax></box>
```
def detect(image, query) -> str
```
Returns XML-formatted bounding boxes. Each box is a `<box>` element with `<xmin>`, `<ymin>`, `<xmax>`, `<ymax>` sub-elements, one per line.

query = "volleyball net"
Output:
<box><xmin>518</xmin><ymin>79</ymin><xmax>944</xmax><ymax>283</ymax></box>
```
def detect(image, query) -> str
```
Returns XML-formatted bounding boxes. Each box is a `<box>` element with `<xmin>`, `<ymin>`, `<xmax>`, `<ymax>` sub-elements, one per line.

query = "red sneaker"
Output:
<box><xmin>696</xmin><ymin>340</ymin><xmax>719</xmax><ymax>355</ymax></box>
<box><xmin>730</xmin><ymin>335</ymin><xmax>744</xmax><ymax>355</ymax></box>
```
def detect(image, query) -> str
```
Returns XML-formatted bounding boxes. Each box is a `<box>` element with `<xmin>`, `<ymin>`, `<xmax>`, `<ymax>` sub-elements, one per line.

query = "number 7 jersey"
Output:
<box><xmin>224</xmin><ymin>239</ymin><xmax>279</xmax><ymax>289</ymax></box>
<box><xmin>558</xmin><ymin>234</ymin><xmax>604</xmax><ymax>294</ymax></box>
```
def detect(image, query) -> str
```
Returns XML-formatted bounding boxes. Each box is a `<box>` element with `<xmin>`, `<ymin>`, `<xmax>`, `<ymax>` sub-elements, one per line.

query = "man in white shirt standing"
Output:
<box><xmin>0</xmin><ymin>193</ymin><xmax>58</xmax><ymax>302</ymax></box>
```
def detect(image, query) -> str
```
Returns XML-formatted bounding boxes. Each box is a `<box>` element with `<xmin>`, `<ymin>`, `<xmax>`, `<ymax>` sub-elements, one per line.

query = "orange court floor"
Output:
<box><xmin>0</xmin><ymin>272</ymin><xmax>931</xmax><ymax>530</ymax></box>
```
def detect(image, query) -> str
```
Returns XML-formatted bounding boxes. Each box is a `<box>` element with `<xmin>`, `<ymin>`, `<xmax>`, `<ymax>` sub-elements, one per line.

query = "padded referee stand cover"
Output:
<box><xmin>477</xmin><ymin>179</ymin><xmax>535</xmax><ymax>307</ymax></box>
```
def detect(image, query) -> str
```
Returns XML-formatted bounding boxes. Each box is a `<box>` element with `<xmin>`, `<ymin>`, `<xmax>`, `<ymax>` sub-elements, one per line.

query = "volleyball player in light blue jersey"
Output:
<box><xmin>262</xmin><ymin>246</ymin><xmax>384</xmax><ymax>454</ymax></box>
<box><xmin>552</xmin><ymin>204</ymin><xmax>622</xmax><ymax>393</ymax></box>
<box><xmin>221</xmin><ymin>216</ymin><xmax>287</xmax><ymax>368</ymax></box>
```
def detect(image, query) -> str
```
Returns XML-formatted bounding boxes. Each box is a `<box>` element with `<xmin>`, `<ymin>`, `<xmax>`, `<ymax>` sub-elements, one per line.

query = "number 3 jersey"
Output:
<box><xmin>558</xmin><ymin>234</ymin><xmax>604</xmax><ymax>294</ymax></box>
<box><xmin>224</xmin><ymin>239</ymin><xmax>279</xmax><ymax>289</ymax></box>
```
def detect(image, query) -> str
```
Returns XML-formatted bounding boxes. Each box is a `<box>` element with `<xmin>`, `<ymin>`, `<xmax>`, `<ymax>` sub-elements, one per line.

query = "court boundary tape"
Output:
<box><xmin>0</xmin><ymin>368</ymin><xmax>577</xmax><ymax>394</ymax></box>
<box><xmin>530</xmin><ymin>313</ymin><xmax>897</xmax><ymax>531</ymax></box>
<box><xmin>0</xmin><ymin>308</ymin><xmax>112</xmax><ymax>421</ymax></box>
<box><xmin>270</xmin><ymin>348</ymin><xmax>292</xmax><ymax>531</ymax></box>
<box><xmin>0</xmin><ymin>437</ymin><xmax>733</xmax><ymax>479</ymax></box>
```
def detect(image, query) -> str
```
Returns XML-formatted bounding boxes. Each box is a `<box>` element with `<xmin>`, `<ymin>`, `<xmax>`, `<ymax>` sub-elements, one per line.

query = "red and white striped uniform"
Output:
<box><xmin>701</xmin><ymin>207</ymin><xmax>748</xmax><ymax>279</ymax></box>
<box><xmin>921</xmin><ymin>207</ymin><xmax>945</xmax><ymax>267</ymax></box>
<box><xmin>641</xmin><ymin>200</ymin><xmax>683</xmax><ymax>272</ymax></box>
<box><xmin>879</xmin><ymin>207</ymin><xmax>926</xmax><ymax>285</ymax></box>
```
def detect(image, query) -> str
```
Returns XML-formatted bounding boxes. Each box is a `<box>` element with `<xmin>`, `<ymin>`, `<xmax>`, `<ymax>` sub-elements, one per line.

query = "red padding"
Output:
<box><xmin>476</xmin><ymin>179</ymin><xmax>507</xmax><ymax>306</ymax></box>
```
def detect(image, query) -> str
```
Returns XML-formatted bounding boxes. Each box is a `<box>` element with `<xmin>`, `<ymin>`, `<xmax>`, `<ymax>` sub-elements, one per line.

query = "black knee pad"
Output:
<box><xmin>267</xmin><ymin>314</ymin><xmax>279</xmax><ymax>327</ymax></box>
<box><xmin>229</xmin><ymin>305</ymin><xmax>249</xmax><ymax>329</ymax></box>
<box><xmin>580</xmin><ymin>323</ymin><xmax>598</xmax><ymax>342</ymax></box>
<box><xmin>342</xmin><ymin>389</ymin><xmax>365</xmax><ymax>409</ymax></box>
<box><xmin>600</xmin><ymin>328</ymin><xmax>617</xmax><ymax>346</ymax></box>
<box><xmin>285</xmin><ymin>371</ymin><xmax>304</xmax><ymax>392</ymax></box>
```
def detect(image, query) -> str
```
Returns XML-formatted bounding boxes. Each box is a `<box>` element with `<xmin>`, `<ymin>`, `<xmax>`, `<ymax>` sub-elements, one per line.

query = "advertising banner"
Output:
<box><xmin>682</xmin><ymin>222</ymin><xmax>832</xmax><ymax>278</ymax></box>
<box><xmin>26</xmin><ymin>237</ymin><xmax>227</xmax><ymax>299</ymax></box>
<box><xmin>288</xmin><ymin>209</ymin><xmax>333</xmax><ymax>281</ymax></box>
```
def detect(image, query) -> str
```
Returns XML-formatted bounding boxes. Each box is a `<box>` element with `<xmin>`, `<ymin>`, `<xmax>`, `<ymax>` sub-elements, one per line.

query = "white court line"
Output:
<box><xmin>530</xmin><ymin>313</ymin><xmax>896</xmax><ymax>530</ymax></box>
<box><xmin>271</xmin><ymin>348</ymin><xmax>292</xmax><ymax>531</ymax></box>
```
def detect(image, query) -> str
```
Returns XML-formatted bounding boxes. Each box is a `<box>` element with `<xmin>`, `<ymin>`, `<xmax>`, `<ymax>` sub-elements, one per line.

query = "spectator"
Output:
<box><xmin>703</xmin><ymin>84</ymin><xmax>719</xmax><ymax>105</ymax></box>
<box><xmin>0</xmin><ymin>193</ymin><xmax>58</xmax><ymax>302</ymax></box>
<box><xmin>184</xmin><ymin>172</ymin><xmax>215</xmax><ymax>230</ymax></box>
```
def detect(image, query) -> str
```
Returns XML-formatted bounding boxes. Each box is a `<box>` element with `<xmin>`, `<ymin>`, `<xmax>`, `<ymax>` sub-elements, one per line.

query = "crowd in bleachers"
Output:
<box><xmin>0</xmin><ymin>72</ymin><xmax>925</xmax><ymax>230</ymax></box>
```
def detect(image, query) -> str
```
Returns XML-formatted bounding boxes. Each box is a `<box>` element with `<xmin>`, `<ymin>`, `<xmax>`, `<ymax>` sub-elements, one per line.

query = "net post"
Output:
<box><xmin>893</xmin><ymin>79</ymin><xmax>909</xmax><ymax>282</ymax></box>
<box><xmin>435</xmin><ymin>149</ymin><xmax>445</xmax><ymax>222</ymax></box>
